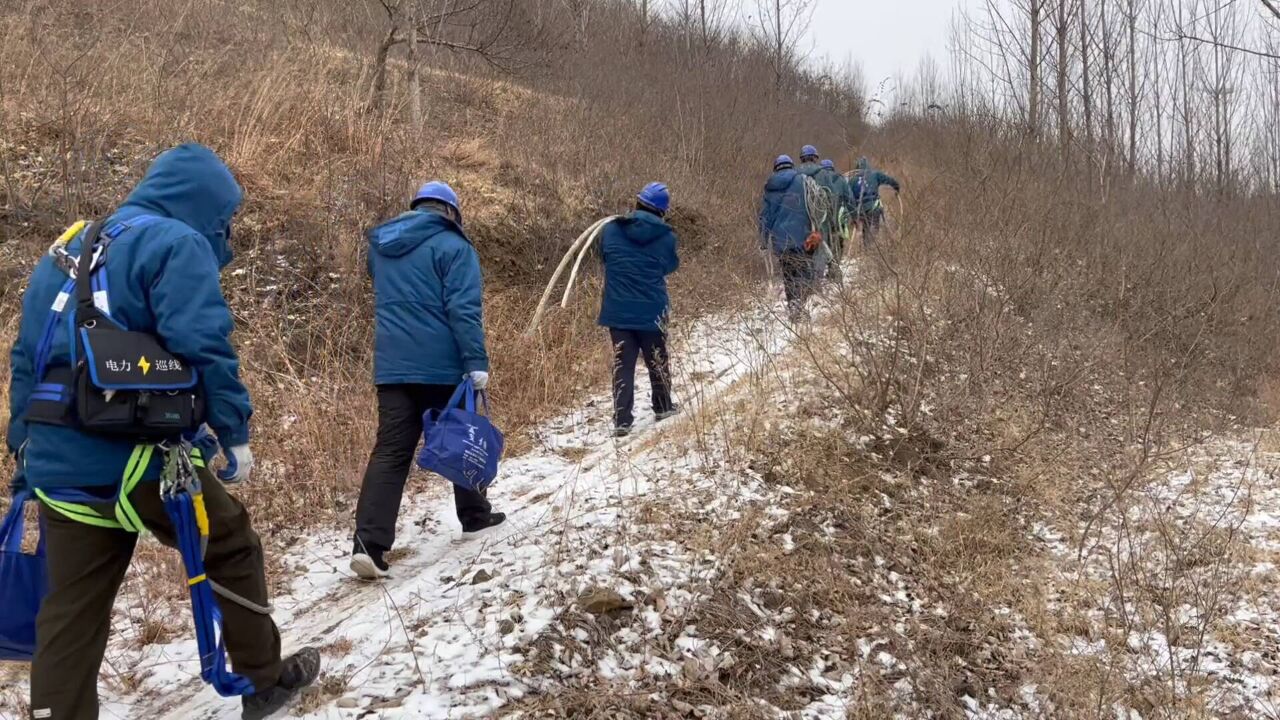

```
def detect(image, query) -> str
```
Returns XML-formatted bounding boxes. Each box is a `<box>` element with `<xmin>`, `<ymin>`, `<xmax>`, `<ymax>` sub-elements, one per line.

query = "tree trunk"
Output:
<box><xmin>1179</xmin><ymin>25</ymin><xmax>1194</xmax><ymax>186</ymax></box>
<box><xmin>1182</xmin><ymin>60</ymin><xmax>1194</xmax><ymax>186</ymax></box>
<box><xmin>775</xmin><ymin>0</ymin><xmax>785</xmax><ymax>89</ymax></box>
<box><xmin>1126</xmin><ymin>0</ymin><xmax>1139</xmax><ymax>175</ymax></box>
<box><xmin>1056</xmin><ymin>0</ymin><xmax>1071</xmax><ymax>162</ymax></box>
<box><xmin>1102</xmin><ymin>0</ymin><xmax>1117</xmax><ymax>170</ymax></box>
<box><xmin>700</xmin><ymin>0</ymin><xmax>708</xmax><ymax>50</ymax></box>
<box><xmin>1081</xmin><ymin>0</ymin><xmax>1095</xmax><ymax>163</ymax></box>
<box><xmin>1153</xmin><ymin>35</ymin><xmax>1165</xmax><ymax>183</ymax></box>
<box><xmin>369</xmin><ymin>27</ymin><xmax>400</xmax><ymax>114</ymax></box>
<box><xmin>408</xmin><ymin>16</ymin><xmax>421</xmax><ymax>129</ymax></box>
<box><xmin>1029</xmin><ymin>0</ymin><xmax>1043</xmax><ymax>138</ymax></box>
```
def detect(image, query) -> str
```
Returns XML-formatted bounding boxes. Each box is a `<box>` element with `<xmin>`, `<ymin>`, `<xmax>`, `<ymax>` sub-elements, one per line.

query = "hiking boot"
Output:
<box><xmin>241</xmin><ymin>647</ymin><xmax>321</xmax><ymax>720</ymax></box>
<box><xmin>655</xmin><ymin>406</ymin><xmax>682</xmax><ymax>422</ymax></box>
<box><xmin>350</xmin><ymin>541</ymin><xmax>390</xmax><ymax>581</ymax></box>
<box><xmin>461</xmin><ymin>512</ymin><xmax>507</xmax><ymax>539</ymax></box>
<box><xmin>613</xmin><ymin>425</ymin><xmax>632</xmax><ymax>438</ymax></box>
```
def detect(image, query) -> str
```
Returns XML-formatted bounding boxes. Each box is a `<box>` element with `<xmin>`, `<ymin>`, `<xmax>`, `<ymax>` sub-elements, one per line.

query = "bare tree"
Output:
<box><xmin>1150</xmin><ymin>0</ymin><xmax>1168</xmax><ymax>181</ymax></box>
<box><xmin>635</xmin><ymin>0</ymin><xmax>654</xmax><ymax>43</ymax></box>
<box><xmin>1028</xmin><ymin>0</ymin><xmax>1044</xmax><ymax>137</ymax></box>
<box><xmin>408</xmin><ymin>2</ymin><xmax>421</xmax><ymax>128</ymax></box>
<box><xmin>366</xmin><ymin>0</ymin><xmax>550</xmax><ymax>114</ymax></box>
<box><xmin>1124</xmin><ymin>0</ymin><xmax>1143</xmax><ymax>174</ymax></box>
<box><xmin>1081</xmin><ymin>0</ymin><xmax>1096</xmax><ymax>160</ymax></box>
<box><xmin>1054</xmin><ymin>0</ymin><xmax>1073</xmax><ymax>160</ymax></box>
<box><xmin>672</xmin><ymin>0</ymin><xmax>736</xmax><ymax>52</ymax></box>
<box><xmin>752</xmin><ymin>0</ymin><xmax>815</xmax><ymax>90</ymax></box>
<box><xmin>1176</xmin><ymin>0</ymin><xmax>1196</xmax><ymax>185</ymax></box>
<box><xmin>945</xmin><ymin>0</ymin><xmax>1279</xmax><ymax>195</ymax></box>
<box><xmin>1203</xmin><ymin>0</ymin><xmax>1245</xmax><ymax>192</ymax></box>
<box><xmin>560</xmin><ymin>0</ymin><xmax>592</xmax><ymax>47</ymax></box>
<box><xmin>1101</xmin><ymin>0</ymin><xmax>1118</xmax><ymax>168</ymax></box>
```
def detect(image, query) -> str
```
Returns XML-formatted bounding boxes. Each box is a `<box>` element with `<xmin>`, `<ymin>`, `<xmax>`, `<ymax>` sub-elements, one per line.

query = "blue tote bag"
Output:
<box><xmin>417</xmin><ymin>379</ymin><xmax>504</xmax><ymax>492</ymax></box>
<box><xmin>0</xmin><ymin>490</ymin><xmax>48</xmax><ymax>661</ymax></box>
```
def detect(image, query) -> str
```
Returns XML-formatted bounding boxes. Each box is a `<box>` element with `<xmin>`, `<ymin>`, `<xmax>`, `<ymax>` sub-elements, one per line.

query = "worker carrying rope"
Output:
<box><xmin>849</xmin><ymin>156</ymin><xmax>902</xmax><ymax>249</ymax></box>
<box><xmin>527</xmin><ymin>183</ymin><xmax>681</xmax><ymax>437</ymax></box>
<box><xmin>5</xmin><ymin>144</ymin><xmax>319</xmax><ymax>720</ymax></box>
<box><xmin>820</xmin><ymin>159</ymin><xmax>855</xmax><ymax>281</ymax></box>
<box><xmin>758</xmin><ymin>154</ymin><xmax>818</xmax><ymax>322</ymax></box>
<box><xmin>796</xmin><ymin>146</ymin><xmax>839</xmax><ymax>284</ymax></box>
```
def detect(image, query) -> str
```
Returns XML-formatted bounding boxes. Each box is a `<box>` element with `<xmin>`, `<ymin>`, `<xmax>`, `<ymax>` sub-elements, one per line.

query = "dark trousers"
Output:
<box><xmin>608</xmin><ymin>328</ymin><xmax>674</xmax><ymax>429</ymax></box>
<box><xmin>859</xmin><ymin>206</ymin><xmax>885</xmax><ymax>248</ymax></box>
<box><xmin>354</xmin><ymin>384</ymin><xmax>492</xmax><ymax>553</ymax></box>
<box><xmin>778</xmin><ymin>250</ymin><xmax>815</xmax><ymax>309</ymax></box>
<box><xmin>828</xmin><ymin>225</ymin><xmax>846</xmax><ymax>279</ymax></box>
<box><xmin>31</xmin><ymin>468</ymin><xmax>282</xmax><ymax>720</ymax></box>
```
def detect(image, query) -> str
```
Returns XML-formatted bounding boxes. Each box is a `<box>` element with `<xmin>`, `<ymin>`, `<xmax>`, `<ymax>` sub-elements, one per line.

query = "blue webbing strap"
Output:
<box><xmin>32</xmin><ymin>279</ymin><xmax>75</xmax><ymax>384</ymax></box>
<box><xmin>163</xmin><ymin>479</ymin><xmax>255</xmax><ymax>698</ymax></box>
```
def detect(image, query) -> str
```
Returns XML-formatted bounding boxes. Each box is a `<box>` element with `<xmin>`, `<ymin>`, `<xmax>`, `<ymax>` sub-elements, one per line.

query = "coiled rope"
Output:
<box><xmin>525</xmin><ymin>216</ymin><xmax>620</xmax><ymax>335</ymax></box>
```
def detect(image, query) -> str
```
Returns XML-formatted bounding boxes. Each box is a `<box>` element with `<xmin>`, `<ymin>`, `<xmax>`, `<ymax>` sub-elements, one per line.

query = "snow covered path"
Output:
<box><xmin>93</xmin><ymin>296</ymin><xmax>803</xmax><ymax>720</ymax></box>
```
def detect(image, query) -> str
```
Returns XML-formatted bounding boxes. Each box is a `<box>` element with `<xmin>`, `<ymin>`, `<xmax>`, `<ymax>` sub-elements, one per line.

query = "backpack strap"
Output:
<box><xmin>73</xmin><ymin>223</ymin><xmax>109</xmax><ymax>331</ymax></box>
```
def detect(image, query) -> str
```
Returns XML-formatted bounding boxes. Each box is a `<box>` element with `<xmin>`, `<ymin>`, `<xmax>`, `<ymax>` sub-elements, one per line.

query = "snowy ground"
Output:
<box><xmin>4</xmin><ymin>286</ymin><xmax>820</xmax><ymax>720</ymax></box>
<box><xmin>979</xmin><ymin>438</ymin><xmax>1280</xmax><ymax>720</ymax></box>
<box><xmin>11</xmin><ymin>264</ymin><xmax>1280</xmax><ymax>720</ymax></box>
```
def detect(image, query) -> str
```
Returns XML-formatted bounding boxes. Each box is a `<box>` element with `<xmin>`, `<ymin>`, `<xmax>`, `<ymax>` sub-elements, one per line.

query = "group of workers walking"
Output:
<box><xmin>757</xmin><ymin>144</ymin><xmax>900</xmax><ymax>319</ymax></box>
<box><xmin>4</xmin><ymin>140</ymin><xmax>893</xmax><ymax>720</ymax></box>
<box><xmin>4</xmin><ymin>143</ymin><xmax>685</xmax><ymax>720</ymax></box>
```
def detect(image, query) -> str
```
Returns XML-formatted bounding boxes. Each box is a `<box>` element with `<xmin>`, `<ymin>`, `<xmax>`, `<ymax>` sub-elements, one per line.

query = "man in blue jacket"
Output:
<box><xmin>850</xmin><ymin>156</ymin><xmax>901</xmax><ymax>248</ymax></box>
<box><xmin>758</xmin><ymin>155</ymin><xmax>815</xmax><ymax>321</ymax></box>
<box><xmin>7</xmin><ymin>144</ymin><xmax>318</xmax><ymax>720</ymax></box>
<box><xmin>598</xmin><ymin>183</ymin><xmax>681</xmax><ymax>437</ymax></box>
<box><xmin>351</xmin><ymin>181</ymin><xmax>505</xmax><ymax>580</ymax></box>
<box><xmin>795</xmin><ymin>146</ymin><xmax>836</xmax><ymax>284</ymax></box>
<box><xmin>821</xmin><ymin>159</ymin><xmax>853</xmax><ymax>281</ymax></box>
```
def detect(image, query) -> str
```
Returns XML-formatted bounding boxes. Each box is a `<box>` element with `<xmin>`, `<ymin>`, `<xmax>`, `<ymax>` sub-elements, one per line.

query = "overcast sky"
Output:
<box><xmin>803</xmin><ymin>0</ymin><xmax>966</xmax><ymax>96</ymax></box>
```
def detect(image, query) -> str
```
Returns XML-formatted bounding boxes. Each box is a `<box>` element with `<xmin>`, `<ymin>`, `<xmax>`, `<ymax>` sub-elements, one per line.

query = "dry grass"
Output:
<box><xmin>0</xmin><ymin>0</ymin><xmax>825</xmax><ymax>543</ymax></box>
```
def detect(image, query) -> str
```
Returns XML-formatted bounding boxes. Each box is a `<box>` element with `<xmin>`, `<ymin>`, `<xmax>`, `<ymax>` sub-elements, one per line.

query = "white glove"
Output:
<box><xmin>468</xmin><ymin>371</ymin><xmax>490</xmax><ymax>390</ymax></box>
<box><xmin>217</xmin><ymin>444</ymin><xmax>254</xmax><ymax>484</ymax></box>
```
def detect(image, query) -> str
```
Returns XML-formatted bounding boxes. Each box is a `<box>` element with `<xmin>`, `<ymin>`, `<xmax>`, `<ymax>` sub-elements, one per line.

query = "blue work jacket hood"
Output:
<box><xmin>614</xmin><ymin>209</ymin><xmax>669</xmax><ymax>246</ymax></box>
<box><xmin>758</xmin><ymin>169</ymin><xmax>811</xmax><ymax>255</ymax></box>
<box><xmin>119</xmin><ymin>143</ymin><xmax>242</xmax><ymax>268</ymax></box>
<box><xmin>370</xmin><ymin>210</ymin><xmax>464</xmax><ymax>259</ymax></box>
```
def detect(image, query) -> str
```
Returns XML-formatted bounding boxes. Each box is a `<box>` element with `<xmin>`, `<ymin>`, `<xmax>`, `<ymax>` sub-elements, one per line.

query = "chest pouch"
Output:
<box><xmin>28</xmin><ymin>220</ymin><xmax>206</xmax><ymax>441</ymax></box>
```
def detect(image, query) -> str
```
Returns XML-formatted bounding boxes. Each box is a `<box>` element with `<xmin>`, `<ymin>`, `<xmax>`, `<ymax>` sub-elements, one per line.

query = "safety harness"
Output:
<box><xmin>30</xmin><ymin>217</ymin><xmax>162</xmax><ymax>530</ymax></box>
<box><xmin>26</xmin><ymin>220</ymin><xmax>261</xmax><ymax>697</ymax></box>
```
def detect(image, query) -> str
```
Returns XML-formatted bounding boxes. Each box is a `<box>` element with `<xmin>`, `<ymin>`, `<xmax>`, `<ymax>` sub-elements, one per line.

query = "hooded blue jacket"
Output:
<box><xmin>597</xmin><ymin>210</ymin><xmax>679</xmax><ymax>332</ymax></box>
<box><xmin>367</xmin><ymin>209</ymin><xmax>489</xmax><ymax>385</ymax></box>
<box><xmin>758</xmin><ymin>169</ymin><xmax>811</xmax><ymax>255</ymax></box>
<box><xmin>7</xmin><ymin>144</ymin><xmax>251</xmax><ymax>490</ymax></box>
<box><xmin>851</xmin><ymin>157</ymin><xmax>901</xmax><ymax>212</ymax></box>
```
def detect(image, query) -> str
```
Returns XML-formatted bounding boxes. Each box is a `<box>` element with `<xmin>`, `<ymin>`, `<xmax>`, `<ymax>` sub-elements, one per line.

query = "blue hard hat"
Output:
<box><xmin>637</xmin><ymin>182</ymin><xmax>671</xmax><ymax>214</ymax></box>
<box><xmin>774</xmin><ymin>155</ymin><xmax>794</xmax><ymax>170</ymax></box>
<box><xmin>411</xmin><ymin>181</ymin><xmax>461</xmax><ymax>218</ymax></box>
<box><xmin>801</xmin><ymin>145</ymin><xmax>819</xmax><ymax>159</ymax></box>
<box><xmin>821</xmin><ymin>159</ymin><xmax>835</xmax><ymax>170</ymax></box>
